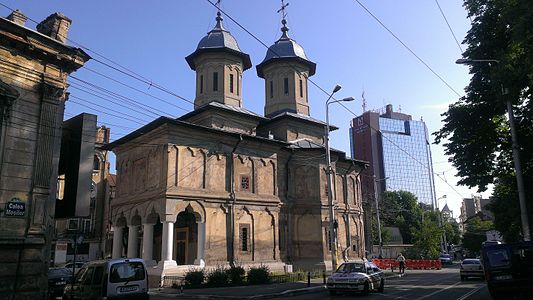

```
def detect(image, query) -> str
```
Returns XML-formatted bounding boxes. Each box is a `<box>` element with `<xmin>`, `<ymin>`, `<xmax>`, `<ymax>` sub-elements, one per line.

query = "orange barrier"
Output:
<box><xmin>371</xmin><ymin>259</ymin><xmax>442</xmax><ymax>270</ymax></box>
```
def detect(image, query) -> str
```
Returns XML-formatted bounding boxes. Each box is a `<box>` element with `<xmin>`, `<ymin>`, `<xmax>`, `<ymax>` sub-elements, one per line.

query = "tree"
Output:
<box><xmin>379</xmin><ymin>191</ymin><xmax>423</xmax><ymax>244</ymax></box>
<box><xmin>434</xmin><ymin>0</ymin><xmax>533</xmax><ymax>241</ymax></box>
<box><xmin>462</xmin><ymin>216</ymin><xmax>494</xmax><ymax>255</ymax></box>
<box><xmin>412</xmin><ymin>213</ymin><xmax>442</xmax><ymax>259</ymax></box>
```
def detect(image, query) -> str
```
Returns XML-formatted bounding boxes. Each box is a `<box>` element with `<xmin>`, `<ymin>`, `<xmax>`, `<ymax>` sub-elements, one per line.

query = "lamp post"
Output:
<box><xmin>437</xmin><ymin>195</ymin><xmax>448</xmax><ymax>252</ymax></box>
<box><xmin>325</xmin><ymin>84</ymin><xmax>355</xmax><ymax>271</ymax></box>
<box><xmin>456</xmin><ymin>58</ymin><xmax>530</xmax><ymax>241</ymax></box>
<box><xmin>373</xmin><ymin>176</ymin><xmax>388</xmax><ymax>258</ymax></box>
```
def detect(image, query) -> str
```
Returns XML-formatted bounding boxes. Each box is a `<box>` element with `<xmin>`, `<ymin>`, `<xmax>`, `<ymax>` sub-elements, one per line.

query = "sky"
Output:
<box><xmin>2</xmin><ymin>0</ymin><xmax>492</xmax><ymax>219</ymax></box>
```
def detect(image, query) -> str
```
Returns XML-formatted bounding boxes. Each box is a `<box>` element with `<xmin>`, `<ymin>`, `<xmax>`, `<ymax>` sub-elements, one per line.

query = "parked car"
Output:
<box><xmin>326</xmin><ymin>260</ymin><xmax>385</xmax><ymax>295</ymax></box>
<box><xmin>62</xmin><ymin>258</ymin><xmax>149</xmax><ymax>300</ymax></box>
<box><xmin>47</xmin><ymin>267</ymin><xmax>73</xmax><ymax>299</ymax></box>
<box><xmin>460</xmin><ymin>258</ymin><xmax>483</xmax><ymax>280</ymax></box>
<box><xmin>439</xmin><ymin>253</ymin><xmax>453</xmax><ymax>265</ymax></box>
<box><xmin>482</xmin><ymin>241</ymin><xmax>533</xmax><ymax>299</ymax></box>
<box><xmin>61</xmin><ymin>261</ymin><xmax>85</xmax><ymax>274</ymax></box>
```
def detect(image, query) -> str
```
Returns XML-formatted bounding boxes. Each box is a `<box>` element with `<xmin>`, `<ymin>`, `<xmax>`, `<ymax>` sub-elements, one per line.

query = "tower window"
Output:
<box><xmin>284</xmin><ymin>78</ymin><xmax>289</xmax><ymax>95</ymax></box>
<box><xmin>200</xmin><ymin>75</ymin><xmax>203</xmax><ymax>94</ymax></box>
<box><xmin>299</xmin><ymin>79</ymin><xmax>303</xmax><ymax>97</ymax></box>
<box><xmin>213</xmin><ymin>72</ymin><xmax>218</xmax><ymax>91</ymax></box>
<box><xmin>230</xmin><ymin>74</ymin><xmax>234</xmax><ymax>93</ymax></box>
<box><xmin>270</xmin><ymin>81</ymin><xmax>273</xmax><ymax>98</ymax></box>
<box><xmin>237</xmin><ymin>74</ymin><xmax>240</xmax><ymax>96</ymax></box>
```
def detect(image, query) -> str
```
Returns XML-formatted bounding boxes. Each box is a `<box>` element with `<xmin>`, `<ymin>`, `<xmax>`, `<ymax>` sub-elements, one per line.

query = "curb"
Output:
<box><xmin>149</xmin><ymin>285</ymin><xmax>325</xmax><ymax>299</ymax></box>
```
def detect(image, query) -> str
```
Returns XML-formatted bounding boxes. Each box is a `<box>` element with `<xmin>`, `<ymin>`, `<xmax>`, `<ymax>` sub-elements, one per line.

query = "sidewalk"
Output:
<box><xmin>149</xmin><ymin>271</ymin><xmax>404</xmax><ymax>299</ymax></box>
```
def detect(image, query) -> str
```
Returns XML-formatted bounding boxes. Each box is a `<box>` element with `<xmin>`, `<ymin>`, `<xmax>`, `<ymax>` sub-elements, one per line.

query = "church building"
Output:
<box><xmin>106</xmin><ymin>10</ymin><xmax>367</xmax><ymax>277</ymax></box>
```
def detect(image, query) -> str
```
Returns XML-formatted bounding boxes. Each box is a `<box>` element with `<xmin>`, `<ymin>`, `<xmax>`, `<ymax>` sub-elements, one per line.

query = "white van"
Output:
<box><xmin>62</xmin><ymin>258</ymin><xmax>149</xmax><ymax>300</ymax></box>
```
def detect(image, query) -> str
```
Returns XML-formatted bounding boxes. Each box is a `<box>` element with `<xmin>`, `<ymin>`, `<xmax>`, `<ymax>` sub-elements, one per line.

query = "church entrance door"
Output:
<box><xmin>174</xmin><ymin>210</ymin><xmax>198</xmax><ymax>265</ymax></box>
<box><xmin>174</xmin><ymin>228</ymin><xmax>188</xmax><ymax>265</ymax></box>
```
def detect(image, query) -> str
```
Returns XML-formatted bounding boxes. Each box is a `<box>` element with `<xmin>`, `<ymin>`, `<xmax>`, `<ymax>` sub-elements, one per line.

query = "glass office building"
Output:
<box><xmin>379</xmin><ymin>118</ymin><xmax>436</xmax><ymax>205</ymax></box>
<box><xmin>351</xmin><ymin>104</ymin><xmax>436</xmax><ymax>206</ymax></box>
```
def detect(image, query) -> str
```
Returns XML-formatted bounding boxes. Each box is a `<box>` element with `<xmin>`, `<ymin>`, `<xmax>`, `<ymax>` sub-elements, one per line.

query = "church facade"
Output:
<box><xmin>107</xmin><ymin>11</ymin><xmax>368</xmax><ymax>276</ymax></box>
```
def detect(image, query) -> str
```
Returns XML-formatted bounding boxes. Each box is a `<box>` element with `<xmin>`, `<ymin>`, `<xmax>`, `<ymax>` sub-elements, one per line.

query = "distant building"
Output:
<box><xmin>350</xmin><ymin>104</ymin><xmax>437</xmax><ymax>251</ymax></box>
<box><xmin>52</xmin><ymin>125</ymin><xmax>115</xmax><ymax>265</ymax></box>
<box><xmin>441</xmin><ymin>203</ymin><xmax>453</xmax><ymax>222</ymax></box>
<box><xmin>459</xmin><ymin>196</ymin><xmax>493</xmax><ymax>232</ymax></box>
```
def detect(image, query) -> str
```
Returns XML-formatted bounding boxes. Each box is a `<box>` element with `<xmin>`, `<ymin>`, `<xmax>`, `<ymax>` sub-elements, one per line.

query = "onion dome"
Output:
<box><xmin>186</xmin><ymin>12</ymin><xmax>251</xmax><ymax>70</ymax></box>
<box><xmin>256</xmin><ymin>19</ymin><xmax>316</xmax><ymax>78</ymax></box>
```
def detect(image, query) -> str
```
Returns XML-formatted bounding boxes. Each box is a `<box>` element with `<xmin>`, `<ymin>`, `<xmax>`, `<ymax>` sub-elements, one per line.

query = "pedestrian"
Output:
<box><xmin>397</xmin><ymin>253</ymin><xmax>406</xmax><ymax>274</ymax></box>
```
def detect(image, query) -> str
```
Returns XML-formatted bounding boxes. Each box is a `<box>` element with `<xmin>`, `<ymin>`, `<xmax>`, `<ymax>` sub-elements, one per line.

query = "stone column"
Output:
<box><xmin>194</xmin><ymin>221</ymin><xmax>206</xmax><ymax>266</ymax></box>
<box><xmin>112</xmin><ymin>226</ymin><xmax>123</xmax><ymax>258</ymax></box>
<box><xmin>142</xmin><ymin>223</ymin><xmax>154</xmax><ymax>263</ymax></box>
<box><xmin>127</xmin><ymin>225</ymin><xmax>139</xmax><ymax>258</ymax></box>
<box><xmin>161</xmin><ymin>221</ymin><xmax>174</xmax><ymax>261</ymax></box>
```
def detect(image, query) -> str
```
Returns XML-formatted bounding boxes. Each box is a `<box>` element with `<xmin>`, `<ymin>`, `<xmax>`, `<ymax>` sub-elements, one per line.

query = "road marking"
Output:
<box><xmin>414</xmin><ymin>281</ymin><xmax>462</xmax><ymax>300</ymax></box>
<box><xmin>456</xmin><ymin>284</ymin><xmax>485</xmax><ymax>300</ymax></box>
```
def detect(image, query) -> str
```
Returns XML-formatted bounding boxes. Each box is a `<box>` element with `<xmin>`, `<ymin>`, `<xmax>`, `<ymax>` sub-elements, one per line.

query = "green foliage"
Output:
<box><xmin>247</xmin><ymin>265</ymin><xmax>270</xmax><ymax>285</ymax></box>
<box><xmin>206</xmin><ymin>266</ymin><xmax>229</xmax><ymax>287</ymax></box>
<box><xmin>184</xmin><ymin>269</ymin><xmax>205</xmax><ymax>287</ymax></box>
<box><xmin>412</xmin><ymin>212</ymin><xmax>442</xmax><ymax>259</ymax></box>
<box><xmin>462</xmin><ymin>216</ymin><xmax>494</xmax><ymax>254</ymax></box>
<box><xmin>379</xmin><ymin>191</ymin><xmax>423</xmax><ymax>244</ymax></box>
<box><xmin>434</xmin><ymin>0</ymin><xmax>533</xmax><ymax>241</ymax></box>
<box><xmin>444</xmin><ymin>221</ymin><xmax>461</xmax><ymax>245</ymax></box>
<box><xmin>227</xmin><ymin>265</ymin><xmax>245</xmax><ymax>285</ymax></box>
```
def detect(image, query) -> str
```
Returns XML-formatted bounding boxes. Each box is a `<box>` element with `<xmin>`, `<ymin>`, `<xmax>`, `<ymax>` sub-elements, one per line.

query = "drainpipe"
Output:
<box><xmin>229</xmin><ymin>134</ymin><xmax>242</xmax><ymax>267</ymax></box>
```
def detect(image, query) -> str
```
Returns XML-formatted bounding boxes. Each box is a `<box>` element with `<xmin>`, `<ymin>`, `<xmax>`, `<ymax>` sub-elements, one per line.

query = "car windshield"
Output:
<box><xmin>486</xmin><ymin>249</ymin><xmax>510</xmax><ymax>267</ymax></box>
<box><xmin>337</xmin><ymin>263</ymin><xmax>365</xmax><ymax>273</ymax></box>
<box><xmin>462</xmin><ymin>259</ymin><xmax>480</xmax><ymax>265</ymax></box>
<box><xmin>110</xmin><ymin>262</ymin><xmax>145</xmax><ymax>283</ymax></box>
<box><xmin>48</xmin><ymin>268</ymin><xmax>72</xmax><ymax>278</ymax></box>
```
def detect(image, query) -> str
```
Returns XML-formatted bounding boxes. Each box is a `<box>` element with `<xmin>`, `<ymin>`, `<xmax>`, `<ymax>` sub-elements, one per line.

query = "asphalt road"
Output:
<box><xmin>288</xmin><ymin>266</ymin><xmax>491</xmax><ymax>300</ymax></box>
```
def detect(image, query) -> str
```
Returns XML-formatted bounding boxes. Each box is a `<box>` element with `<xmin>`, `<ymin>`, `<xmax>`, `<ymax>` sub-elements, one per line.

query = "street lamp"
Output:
<box><xmin>325</xmin><ymin>84</ymin><xmax>355</xmax><ymax>271</ymax></box>
<box><xmin>373</xmin><ymin>176</ymin><xmax>388</xmax><ymax>258</ymax></box>
<box><xmin>456</xmin><ymin>58</ymin><xmax>530</xmax><ymax>241</ymax></box>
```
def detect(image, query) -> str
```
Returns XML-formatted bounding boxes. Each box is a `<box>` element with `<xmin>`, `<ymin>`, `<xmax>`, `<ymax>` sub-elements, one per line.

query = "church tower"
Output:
<box><xmin>186</xmin><ymin>12</ymin><xmax>251</xmax><ymax>109</ymax></box>
<box><xmin>256</xmin><ymin>7</ymin><xmax>316</xmax><ymax>118</ymax></box>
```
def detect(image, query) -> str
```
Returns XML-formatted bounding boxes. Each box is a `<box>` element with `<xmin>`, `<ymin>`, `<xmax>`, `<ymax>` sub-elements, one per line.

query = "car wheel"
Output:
<box><xmin>378</xmin><ymin>279</ymin><xmax>384</xmax><ymax>293</ymax></box>
<box><xmin>329</xmin><ymin>290</ymin><xmax>337</xmax><ymax>295</ymax></box>
<box><xmin>362</xmin><ymin>281</ymin><xmax>369</xmax><ymax>296</ymax></box>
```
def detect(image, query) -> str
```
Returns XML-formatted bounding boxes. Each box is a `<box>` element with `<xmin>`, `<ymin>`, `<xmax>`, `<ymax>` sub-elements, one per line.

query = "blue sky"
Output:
<box><xmin>2</xmin><ymin>0</ymin><xmax>490</xmax><ymax>218</ymax></box>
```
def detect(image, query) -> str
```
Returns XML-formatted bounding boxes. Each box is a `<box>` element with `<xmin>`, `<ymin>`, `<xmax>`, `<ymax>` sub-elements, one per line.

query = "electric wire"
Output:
<box><xmin>434</xmin><ymin>0</ymin><xmax>464</xmax><ymax>53</ymax></box>
<box><xmin>352</xmin><ymin>0</ymin><xmax>462</xmax><ymax>97</ymax></box>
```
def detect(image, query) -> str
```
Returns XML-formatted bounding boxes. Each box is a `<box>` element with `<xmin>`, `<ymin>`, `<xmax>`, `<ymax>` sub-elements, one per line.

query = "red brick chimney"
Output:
<box><xmin>36</xmin><ymin>12</ymin><xmax>72</xmax><ymax>43</ymax></box>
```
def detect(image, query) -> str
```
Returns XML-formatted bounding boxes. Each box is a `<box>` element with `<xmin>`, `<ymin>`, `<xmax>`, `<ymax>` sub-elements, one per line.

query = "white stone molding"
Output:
<box><xmin>127</xmin><ymin>225</ymin><xmax>139</xmax><ymax>258</ymax></box>
<box><xmin>141</xmin><ymin>223</ymin><xmax>155</xmax><ymax>265</ymax></box>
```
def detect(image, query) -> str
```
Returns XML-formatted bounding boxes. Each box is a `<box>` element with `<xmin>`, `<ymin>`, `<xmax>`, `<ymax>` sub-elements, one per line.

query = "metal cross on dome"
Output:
<box><xmin>277</xmin><ymin>0</ymin><xmax>289</xmax><ymax>20</ymax></box>
<box><xmin>215</xmin><ymin>0</ymin><xmax>221</xmax><ymax>12</ymax></box>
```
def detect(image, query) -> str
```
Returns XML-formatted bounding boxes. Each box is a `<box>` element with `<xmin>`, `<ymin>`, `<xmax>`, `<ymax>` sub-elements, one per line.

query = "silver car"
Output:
<box><xmin>326</xmin><ymin>260</ymin><xmax>385</xmax><ymax>295</ymax></box>
<box><xmin>460</xmin><ymin>258</ymin><xmax>484</xmax><ymax>280</ymax></box>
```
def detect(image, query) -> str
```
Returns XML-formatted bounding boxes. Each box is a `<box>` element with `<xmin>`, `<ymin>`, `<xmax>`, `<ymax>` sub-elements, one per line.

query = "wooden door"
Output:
<box><xmin>174</xmin><ymin>228</ymin><xmax>188</xmax><ymax>265</ymax></box>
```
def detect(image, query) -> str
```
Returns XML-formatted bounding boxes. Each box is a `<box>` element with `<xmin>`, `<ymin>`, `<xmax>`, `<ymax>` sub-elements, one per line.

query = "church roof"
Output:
<box><xmin>265</xmin><ymin>111</ymin><xmax>338</xmax><ymax>131</ymax></box>
<box><xmin>256</xmin><ymin>19</ymin><xmax>316</xmax><ymax>78</ymax></box>
<box><xmin>185</xmin><ymin>12</ymin><xmax>251</xmax><ymax>71</ymax></box>
<box><xmin>178</xmin><ymin>101</ymin><xmax>267</xmax><ymax>121</ymax></box>
<box><xmin>288</xmin><ymin>138</ymin><xmax>369</xmax><ymax>167</ymax></box>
